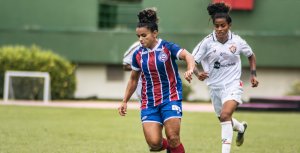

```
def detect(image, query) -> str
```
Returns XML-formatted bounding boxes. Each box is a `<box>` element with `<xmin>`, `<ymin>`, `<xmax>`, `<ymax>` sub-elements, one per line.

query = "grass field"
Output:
<box><xmin>0</xmin><ymin>105</ymin><xmax>299</xmax><ymax>153</ymax></box>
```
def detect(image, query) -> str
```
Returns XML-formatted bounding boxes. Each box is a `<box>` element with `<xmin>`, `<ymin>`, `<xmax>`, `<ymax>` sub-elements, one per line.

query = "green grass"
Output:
<box><xmin>0</xmin><ymin>105</ymin><xmax>299</xmax><ymax>153</ymax></box>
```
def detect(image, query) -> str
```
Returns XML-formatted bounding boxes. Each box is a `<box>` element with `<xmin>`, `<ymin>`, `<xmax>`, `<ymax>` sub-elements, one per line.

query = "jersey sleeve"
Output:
<box><xmin>123</xmin><ymin>53</ymin><xmax>132</xmax><ymax>65</ymax></box>
<box><xmin>131</xmin><ymin>50</ymin><xmax>141</xmax><ymax>71</ymax></box>
<box><xmin>165</xmin><ymin>41</ymin><xmax>183</xmax><ymax>60</ymax></box>
<box><xmin>239</xmin><ymin>38</ymin><xmax>253</xmax><ymax>57</ymax></box>
<box><xmin>123</xmin><ymin>41</ymin><xmax>140</xmax><ymax>65</ymax></box>
<box><xmin>192</xmin><ymin>39</ymin><xmax>207</xmax><ymax>64</ymax></box>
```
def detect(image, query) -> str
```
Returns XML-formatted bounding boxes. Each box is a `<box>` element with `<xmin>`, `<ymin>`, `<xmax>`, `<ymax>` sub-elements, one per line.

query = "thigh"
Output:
<box><xmin>164</xmin><ymin>118</ymin><xmax>181</xmax><ymax>137</ymax></box>
<box><xmin>164</xmin><ymin>118</ymin><xmax>182</xmax><ymax>147</ymax></box>
<box><xmin>143</xmin><ymin>122</ymin><xmax>163</xmax><ymax>145</ymax></box>
<box><xmin>220</xmin><ymin>100</ymin><xmax>239</xmax><ymax>121</ymax></box>
<box><xmin>222</xmin><ymin>100</ymin><xmax>238</xmax><ymax>115</ymax></box>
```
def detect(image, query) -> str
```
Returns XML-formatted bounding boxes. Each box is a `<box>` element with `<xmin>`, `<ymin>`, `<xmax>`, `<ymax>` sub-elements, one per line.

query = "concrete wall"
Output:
<box><xmin>74</xmin><ymin>65</ymin><xmax>300</xmax><ymax>101</ymax></box>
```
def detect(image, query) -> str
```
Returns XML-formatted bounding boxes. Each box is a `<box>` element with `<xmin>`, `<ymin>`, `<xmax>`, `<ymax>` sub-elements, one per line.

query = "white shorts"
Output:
<box><xmin>135</xmin><ymin>77</ymin><xmax>142</xmax><ymax>101</ymax></box>
<box><xmin>209</xmin><ymin>81</ymin><xmax>244</xmax><ymax>116</ymax></box>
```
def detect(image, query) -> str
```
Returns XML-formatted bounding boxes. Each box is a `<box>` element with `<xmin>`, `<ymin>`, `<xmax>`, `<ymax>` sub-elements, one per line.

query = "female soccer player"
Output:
<box><xmin>118</xmin><ymin>8</ymin><xmax>195</xmax><ymax>153</ymax></box>
<box><xmin>192</xmin><ymin>3</ymin><xmax>259</xmax><ymax>153</ymax></box>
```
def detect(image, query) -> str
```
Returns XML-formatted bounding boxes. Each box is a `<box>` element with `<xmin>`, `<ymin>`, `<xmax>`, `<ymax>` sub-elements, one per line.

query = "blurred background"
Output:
<box><xmin>0</xmin><ymin>0</ymin><xmax>299</xmax><ymax>102</ymax></box>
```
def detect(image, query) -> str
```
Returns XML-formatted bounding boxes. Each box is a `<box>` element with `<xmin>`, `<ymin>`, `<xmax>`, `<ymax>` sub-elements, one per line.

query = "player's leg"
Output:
<box><xmin>235</xmin><ymin>120</ymin><xmax>247</xmax><ymax>146</ymax></box>
<box><xmin>220</xmin><ymin>100</ymin><xmax>238</xmax><ymax>153</ymax></box>
<box><xmin>141</xmin><ymin>107</ymin><xmax>168</xmax><ymax>152</ymax></box>
<box><xmin>232</xmin><ymin>117</ymin><xmax>248</xmax><ymax>146</ymax></box>
<box><xmin>162</xmin><ymin>101</ymin><xmax>185</xmax><ymax>153</ymax></box>
<box><xmin>232</xmin><ymin>118</ymin><xmax>244</xmax><ymax>132</ymax></box>
<box><xmin>211</xmin><ymin>88</ymin><xmax>231</xmax><ymax>153</ymax></box>
<box><xmin>223</xmin><ymin>81</ymin><xmax>247</xmax><ymax>147</ymax></box>
<box><xmin>143</xmin><ymin>122</ymin><xmax>168</xmax><ymax>151</ymax></box>
<box><xmin>164</xmin><ymin>118</ymin><xmax>184</xmax><ymax>153</ymax></box>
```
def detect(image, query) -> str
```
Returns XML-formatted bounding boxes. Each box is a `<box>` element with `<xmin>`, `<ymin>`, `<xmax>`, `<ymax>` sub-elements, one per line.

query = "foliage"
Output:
<box><xmin>0</xmin><ymin>45</ymin><xmax>76</xmax><ymax>99</ymax></box>
<box><xmin>287</xmin><ymin>81</ymin><xmax>300</xmax><ymax>96</ymax></box>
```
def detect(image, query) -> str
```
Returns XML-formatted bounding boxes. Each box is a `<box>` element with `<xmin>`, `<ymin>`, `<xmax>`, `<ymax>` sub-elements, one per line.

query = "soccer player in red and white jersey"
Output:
<box><xmin>192</xmin><ymin>3</ymin><xmax>259</xmax><ymax>153</ymax></box>
<box><xmin>123</xmin><ymin>41</ymin><xmax>142</xmax><ymax>100</ymax></box>
<box><xmin>118</xmin><ymin>8</ymin><xmax>195</xmax><ymax>153</ymax></box>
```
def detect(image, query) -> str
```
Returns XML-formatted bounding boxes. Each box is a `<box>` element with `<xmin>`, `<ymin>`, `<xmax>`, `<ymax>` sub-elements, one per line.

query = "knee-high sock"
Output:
<box><xmin>221</xmin><ymin>121</ymin><xmax>233</xmax><ymax>153</ymax></box>
<box><xmin>161</xmin><ymin>138</ymin><xmax>168</xmax><ymax>150</ymax></box>
<box><xmin>232</xmin><ymin>118</ymin><xmax>244</xmax><ymax>132</ymax></box>
<box><xmin>169</xmin><ymin>143</ymin><xmax>185</xmax><ymax>153</ymax></box>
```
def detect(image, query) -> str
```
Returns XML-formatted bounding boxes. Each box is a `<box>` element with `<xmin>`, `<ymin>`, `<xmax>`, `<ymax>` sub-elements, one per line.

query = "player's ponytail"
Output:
<box><xmin>137</xmin><ymin>8</ymin><xmax>159</xmax><ymax>32</ymax></box>
<box><xmin>207</xmin><ymin>2</ymin><xmax>232</xmax><ymax>24</ymax></box>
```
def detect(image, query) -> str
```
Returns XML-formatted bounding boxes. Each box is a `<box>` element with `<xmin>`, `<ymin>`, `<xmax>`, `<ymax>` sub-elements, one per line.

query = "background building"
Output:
<box><xmin>0</xmin><ymin>0</ymin><xmax>299</xmax><ymax>101</ymax></box>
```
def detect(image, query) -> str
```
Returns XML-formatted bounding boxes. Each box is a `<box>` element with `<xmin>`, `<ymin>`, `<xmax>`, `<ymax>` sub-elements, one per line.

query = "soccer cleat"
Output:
<box><xmin>236</xmin><ymin>121</ymin><xmax>248</xmax><ymax>147</ymax></box>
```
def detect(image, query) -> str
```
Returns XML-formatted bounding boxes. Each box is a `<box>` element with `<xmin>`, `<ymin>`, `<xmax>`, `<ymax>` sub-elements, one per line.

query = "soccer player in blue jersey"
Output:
<box><xmin>118</xmin><ymin>8</ymin><xmax>195</xmax><ymax>153</ymax></box>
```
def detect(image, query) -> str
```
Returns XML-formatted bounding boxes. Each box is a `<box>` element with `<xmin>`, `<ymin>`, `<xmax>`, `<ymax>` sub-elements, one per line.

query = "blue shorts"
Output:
<box><xmin>140</xmin><ymin>101</ymin><xmax>182</xmax><ymax>125</ymax></box>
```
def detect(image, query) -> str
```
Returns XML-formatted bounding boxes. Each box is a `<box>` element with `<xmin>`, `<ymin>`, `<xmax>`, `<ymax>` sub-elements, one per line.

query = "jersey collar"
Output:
<box><xmin>146</xmin><ymin>38</ymin><xmax>162</xmax><ymax>52</ymax></box>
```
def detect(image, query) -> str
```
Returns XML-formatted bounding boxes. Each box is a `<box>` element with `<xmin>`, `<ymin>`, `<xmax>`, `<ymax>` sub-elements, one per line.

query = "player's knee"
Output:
<box><xmin>167</xmin><ymin>135</ymin><xmax>180</xmax><ymax>148</ymax></box>
<box><xmin>220</xmin><ymin>112</ymin><xmax>232</xmax><ymax>122</ymax></box>
<box><xmin>148</xmin><ymin>141</ymin><xmax>162</xmax><ymax>151</ymax></box>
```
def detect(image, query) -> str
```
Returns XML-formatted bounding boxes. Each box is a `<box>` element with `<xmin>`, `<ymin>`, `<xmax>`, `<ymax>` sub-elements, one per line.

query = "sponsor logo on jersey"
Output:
<box><xmin>172</xmin><ymin>105</ymin><xmax>182</xmax><ymax>114</ymax></box>
<box><xmin>142</xmin><ymin>116</ymin><xmax>148</xmax><ymax>121</ymax></box>
<box><xmin>214</xmin><ymin>62</ymin><xmax>236</xmax><ymax>69</ymax></box>
<box><xmin>214</xmin><ymin>61</ymin><xmax>221</xmax><ymax>69</ymax></box>
<box><xmin>220</xmin><ymin>62</ymin><xmax>236</xmax><ymax>67</ymax></box>
<box><xmin>158</xmin><ymin>52</ymin><xmax>168</xmax><ymax>62</ymax></box>
<box><xmin>229</xmin><ymin>45</ymin><xmax>237</xmax><ymax>54</ymax></box>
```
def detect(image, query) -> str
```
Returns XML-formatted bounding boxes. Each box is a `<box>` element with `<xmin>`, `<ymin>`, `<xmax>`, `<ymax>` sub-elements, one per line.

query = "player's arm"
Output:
<box><xmin>192</xmin><ymin>40</ymin><xmax>209</xmax><ymax>81</ymax></box>
<box><xmin>179</xmin><ymin>49</ymin><xmax>195</xmax><ymax>83</ymax></box>
<box><xmin>193</xmin><ymin>66</ymin><xmax>208</xmax><ymax>81</ymax></box>
<box><xmin>248</xmin><ymin>53</ymin><xmax>259</xmax><ymax>87</ymax></box>
<box><xmin>123</xmin><ymin>64</ymin><xmax>132</xmax><ymax>71</ymax></box>
<box><xmin>118</xmin><ymin>70</ymin><xmax>140</xmax><ymax>116</ymax></box>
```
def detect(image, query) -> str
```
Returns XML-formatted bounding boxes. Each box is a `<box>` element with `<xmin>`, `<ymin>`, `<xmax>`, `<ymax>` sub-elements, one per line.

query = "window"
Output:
<box><xmin>98</xmin><ymin>1</ymin><xmax>142</xmax><ymax>29</ymax></box>
<box><xmin>98</xmin><ymin>3</ymin><xmax>117</xmax><ymax>28</ymax></box>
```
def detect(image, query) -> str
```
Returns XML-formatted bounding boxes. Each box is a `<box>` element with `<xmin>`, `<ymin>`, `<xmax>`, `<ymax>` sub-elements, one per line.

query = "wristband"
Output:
<box><xmin>251</xmin><ymin>70</ymin><xmax>257</xmax><ymax>76</ymax></box>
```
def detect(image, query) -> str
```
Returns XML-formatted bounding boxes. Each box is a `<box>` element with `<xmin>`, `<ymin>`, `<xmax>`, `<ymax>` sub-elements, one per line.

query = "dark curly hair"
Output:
<box><xmin>207</xmin><ymin>2</ymin><xmax>232</xmax><ymax>24</ymax></box>
<box><xmin>137</xmin><ymin>8</ymin><xmax>159</xmax><ymax>32</ymax></box>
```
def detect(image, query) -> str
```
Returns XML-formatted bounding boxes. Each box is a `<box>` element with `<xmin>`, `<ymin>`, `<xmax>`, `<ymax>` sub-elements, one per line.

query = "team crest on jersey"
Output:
<box><xmin>158</xmin><ymin>52</ymin><xmax>168</xmax><ymax>62</ymax></box>
<box><xmin>229</xmin><ymin>45</ymin><xmax>237</xmax><ymax>54</ymax></box>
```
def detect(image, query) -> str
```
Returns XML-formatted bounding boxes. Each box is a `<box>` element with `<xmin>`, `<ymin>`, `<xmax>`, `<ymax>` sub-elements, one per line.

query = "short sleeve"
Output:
<box><xmin>192</xmin><ymin>39</ymin><xmax>207</xmax><ymax>64</ymax></box>
<box><xmin>123</xmin><ymin>41</ymin><xmax>140</xmax><ymax>65</ymax></box>
<box><xmin>165</xmin><ymin>41</ymin><xmax>183</xmax><ymax>60</ymax></box>
<box><xmin>239</xmin><ymin>38</ymin><xmax>253</xmax><ymax>57</ymax></box>
<box><xmin>123</xmin><ymin>53</ymin><xmax>132</xmax><ymax>65</ymax></box>
<box><xmin>131</xmin><ymin>50</ymin><xmax>141</xmax><ymax>71</ymax></box>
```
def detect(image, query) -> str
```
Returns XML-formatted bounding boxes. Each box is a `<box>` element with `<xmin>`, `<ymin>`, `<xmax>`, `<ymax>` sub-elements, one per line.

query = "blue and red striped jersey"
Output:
<box><xmin>131</xmin><ymin>39</ymin><xmax>183</xmax><ymax>109</ymax></box>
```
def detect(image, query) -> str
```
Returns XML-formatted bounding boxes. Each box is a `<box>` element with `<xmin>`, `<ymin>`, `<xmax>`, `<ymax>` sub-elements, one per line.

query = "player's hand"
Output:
<box><xmin>197</xmin><ymin>72</ymin><xmax>209</xmax><ymax>81</ymax></box>
<box><xmin>118</xmin><ymin>102</ymin><xmax>128</xmax><ymax>116</ymax></box>
<box><xmin>184</xmin><ymin>69</ymin><xmax>194</xmax><ymax>83</ymax></box>
<box><xmin>251</xmin><ymin>76</ymin><xmax>259</xmax><ymax>87</ymax></box>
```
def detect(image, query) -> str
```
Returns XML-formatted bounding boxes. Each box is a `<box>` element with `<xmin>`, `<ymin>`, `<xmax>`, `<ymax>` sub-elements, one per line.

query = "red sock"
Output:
<box><xmin>161</xmin><ymin>138</ymin><xmax>168</xmax><ymax>150</ymax></box>
<box><xmin>169</xmin><ymin>143</ymin><xmax>185</xmax><ymax>153</ymax></box>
